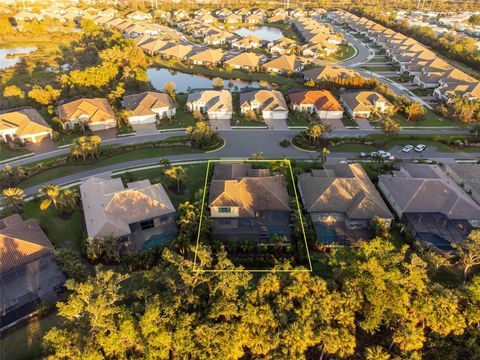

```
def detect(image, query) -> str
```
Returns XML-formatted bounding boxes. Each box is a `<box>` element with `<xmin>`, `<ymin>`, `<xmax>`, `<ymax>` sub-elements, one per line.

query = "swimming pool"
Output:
<box><xmin>143</xmin><ymin>232</ymin><xmax>176</xmax><ymax>250</ymax></box>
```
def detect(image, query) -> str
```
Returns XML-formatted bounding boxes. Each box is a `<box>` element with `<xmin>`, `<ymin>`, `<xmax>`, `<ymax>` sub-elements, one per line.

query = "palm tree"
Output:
<box><xmin>307</xmin><ymin>124</ymin><xmax>322</xmax><ymax>145</ymax></box>
<box><xmin>165</xmin><ymin>166</ymin><xmax>187</xmax><ymax>193</ymax></box>
<box><xmin>159</xmin><ymin>158</ymin><xmax>171</xmax><ymax>169</ymax></box>
<box><xmin>2</xmin><ymin>187</ymin><xmax>25</xmax><ymax>212</ymax></box>
<box><xmin>39</xmin><ymin>184</ymin><xmax>61</xmax><ymax>211</ymax></box>
<box><xmin>59</xmin><ymin>188</ymin><xmax>79</xmax><ymax>214</ymax></box>
<box><xmin>318</xmin><ymin>147</ymin><xmax>330</xmax><ymax>165</ymax></box>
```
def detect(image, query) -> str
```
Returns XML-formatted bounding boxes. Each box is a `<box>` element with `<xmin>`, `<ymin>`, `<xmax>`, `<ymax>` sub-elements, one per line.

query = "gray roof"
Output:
<box><xmin>298</xmin><ymin>163</ymin><xmax>392</xmax><ymax>220</ymax></box>
<box><xmin>447</xmin><ymin>164</ymin><xmax>480</xmax><ymax>195</ymax></box>
<box><xmin>379</xmin><ymin>164</ymin><xmax>480</xmax><ymax>220</ymax></box>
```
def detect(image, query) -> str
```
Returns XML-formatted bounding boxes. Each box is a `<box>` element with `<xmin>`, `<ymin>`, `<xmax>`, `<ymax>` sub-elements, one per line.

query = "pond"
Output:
<box><xmin>0</xmin><ymin>47</ymin><xmax>37</xmax><ymax>70</ymax></box>
<box><xmin>147</xmin><ymin>68</ymin><xmax>265</xmax><ymax>93</ymax></box>
<box><xmin>234</xmin><ymin>26</ymin><xmax>283</xmax><ymax>41</ymax></box>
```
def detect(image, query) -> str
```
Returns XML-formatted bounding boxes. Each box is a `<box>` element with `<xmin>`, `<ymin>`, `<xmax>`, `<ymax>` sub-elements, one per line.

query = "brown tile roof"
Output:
<box><xmin>240</xmin><ymin>90</ymin><xmax>287</xmax><ymax>111</ymax></box>
<box><xmin>0</xmin><ymin>107</ymin><xmax>52</xmax><ymax>137</ymax></box>
<box><xmin>189</xmin><ymin>48</ymin><xmax>225</xmax><ymax>64</ymax></box>
<box><xmin>289</xmin><ymin>90</ymin><xmax>343</xmax><ymax>112</ymax></box>
<box><xmin>160</xmin><ymin>44</ymin><xmax>194</xmax><ymax>59</ymax></box>
<box><xmin>340</xmin><ymin>91</ymin><xmax>393</xmax><ymax>113</ymax></box>
<box><xmin>0</xmin><ymin>214</ymin><xmax>54</xmax><ymax>273</ymax></box>
<box><xmin>224</xmin><ymin>52</ymin><xmax>261</xmax><ymax>68</ymax></box>
<box><xmin>209</xmin><ymin>176</ymin><xmax>291</xmax><ymax>217</ymax></box>
<box><xmin>263</xmin><ymin>55</ymin><xmax>303</xmax><ymax>72</ymax></box>
<box><xmin>57</xmin><ymin>98</ymin><xmax>115</xmax><ymax>123</ymax></box>
<box><xmin>298</xmin><ymin>164</ymin><xmax>392</xmax><ymax>219</ymax></box>
<box><xmin>302</xmin><ymin>65</ymin><xmax>357</xmax><ymax>81</ymax></box>
<box><xmin>123</xmin><ymin>92</ymin><xmax>175</xmax><ymax>116</ymax></box>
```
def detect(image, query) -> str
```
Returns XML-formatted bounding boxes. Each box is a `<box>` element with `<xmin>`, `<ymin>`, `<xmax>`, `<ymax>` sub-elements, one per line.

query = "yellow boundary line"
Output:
<box><xmin>193</xmin><ymin>159</ymin><xmax>312</xmax><ymax>273</ymax></box>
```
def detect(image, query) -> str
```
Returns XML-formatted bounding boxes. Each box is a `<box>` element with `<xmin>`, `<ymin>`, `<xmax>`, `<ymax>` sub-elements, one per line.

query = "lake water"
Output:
<box><xmin>0</xmin><ymin>47</ymin><xmax>37</xmax><ymax>70</ymax></box>
<box><xmin>147</xmin><ymin>68</ymin><xmax>264</xmax><ymax>93</ymax></box>
<box><xmin>234</xmin><ymin>26</ymin><xmax>283</xmax><ymax>41</ymax></box>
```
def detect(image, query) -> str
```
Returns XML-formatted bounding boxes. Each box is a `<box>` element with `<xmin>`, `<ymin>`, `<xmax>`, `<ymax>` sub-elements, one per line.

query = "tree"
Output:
<box><xmin>307</xmin><ymin>123</ymin><xmax>323</xmax><ymax>144</ymax></box>
<box><xmin>304</xmin><ymin>79</ymin><xmax>316</xmax><ymax>87</ymax></box>
<box><xmin>317</xmin><ymin>147</ymin><xmax>330</xmax><ymax>165</ymax></box>
<box><xmin>452</xmin><ymin>229</ymin><xmax>480</xmax><ymax>281</ymax></box>
<box><xmin>212</xmin><ymin>77</ymin><xmax>224</xmax><ymax>89</ymax></box>
<box><xmin>159</xmin><ymin>158</ymin><xmax>171</xmax><ymax>169</ymax></box>
<box><xmin>468</xmin><ymin>14</ymin><xmax>480</xmax><ymax>26</ymax></box>
<box><xmin>186</xmin><ymin>121</ymin><xmax>220</xmax><ymax>149</ymax></box>
<box><xmin>58</xmin><ymin>188</ymin><xmax>79</xmax><ymax>214</ymax></box>
<box><xmin>39</xmin><ymin>184</ymin><xmax>62</xmax><ymax>211</ymax></box>
<box><xmin>54</xmin><ymin>249</ymin><xmax>89</xmax><ymax>282</ymax></box>
<box><xmin>163</xmin><ymin>81</ymin><xmax>176</xmax><ymax>95</ymax></box>
<box><xmin>27</xmin><ymin>85</ymin><xmax>61</xmax><ymax>106</ymax></box>
<box><xmin>165</xmin><ymin>166</ymin><xmax>186</xmax><ymax>193</ymax></box>
<box><xmin>404</xmin><ymin>102</ymin><xmax>426</xmax><ymax>122</ymax></box>
<box><xmin>86</xmin><ymin>235</ymin><xmax>120</xmax><ymax>263</ymax></box>
<box><xmin>380</xmin><ymin>116</ymin><xmax>401</xmax><ymax>134</ymax></box>
<box><xmin>71</xmin><ymin>135</ymin><xmax>102</xmax><ymax>160</ymax></box>
<box><xmin>251</xmin><ymin>151</ymin><xmax>264</xmax><ymax>160</ymax></box>
<box><xmin>1</xmin><ymin>187</ymin><xmax>25</xmax><ymax>212</ymax></box>
<box><xmin>3</xmin><ymin>85</ymin><xmax>24</xmax><ymax>104</ymax></box>
<box><xmin>370</xmin><ymin>216</ymin><xmax>391</xmax><ymax>239</ymax></box>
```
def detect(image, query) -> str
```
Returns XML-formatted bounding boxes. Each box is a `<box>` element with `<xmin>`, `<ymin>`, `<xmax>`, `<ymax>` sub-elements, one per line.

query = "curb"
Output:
<box><xmin>205</xmin><ymin>137</ymin><xmax>226</xmax><ymax>153</ymax></box>
<box><xmin>0</xmin><ymin>152</ymin><xmax>35</xmax><ymax>165</ymax></box>
<box><xmin>290</xmin><ymin>139</ymin><xmax>318</xmax><ymax>153</ymax></box>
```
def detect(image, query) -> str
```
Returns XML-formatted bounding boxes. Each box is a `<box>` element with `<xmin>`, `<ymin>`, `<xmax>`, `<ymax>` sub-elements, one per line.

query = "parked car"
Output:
<box><xmin>414</xmin><ymin>144</ymin><xmax>427</xmax><ymax>152</ymax></box>
<box><xmin>371</xmin><ymin>150</ymin><xmax>394</xmax><ymax>160</ymax></box>
<box><xmin>339</xmin><ymin>160</ymin><xmax>348</xmax><ymax>164</ymax></box>
<box><xmin>358</xmin><ymin>152</ymin><xmax>370</xmax><ymax>158</ymax></box>
<box><xmin>402</xmin><ymin>145</ymin><xmax>414</xmax><ymax>153</ymax></box>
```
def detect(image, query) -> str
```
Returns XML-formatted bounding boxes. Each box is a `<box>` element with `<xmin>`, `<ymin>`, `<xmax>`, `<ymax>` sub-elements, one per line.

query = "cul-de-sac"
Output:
<box><xmin>1</xmin><ymin>1</ymin><xmax>480</xmax><ymax>359</ymax></box>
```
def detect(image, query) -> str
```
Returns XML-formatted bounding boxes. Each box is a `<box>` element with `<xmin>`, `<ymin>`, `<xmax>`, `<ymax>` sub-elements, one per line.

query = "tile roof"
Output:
<box><xmin>57</xmin><ymin>98</ymin><xmax>115</xmax><ymax>123</ymax></box>
<box><xmin>123</xmin><ymin>92</ymin><xmax>175</xmax><ymax>116</ymax></box>
<box><xmin>289</xmin><ymin>90</ymin><xmax>343</xmax><ymax>112</ymax></box>
<box><xmin>0</xmin><ymin>107</ymin><xmax>52</xmax><ymax>137</ymax></box>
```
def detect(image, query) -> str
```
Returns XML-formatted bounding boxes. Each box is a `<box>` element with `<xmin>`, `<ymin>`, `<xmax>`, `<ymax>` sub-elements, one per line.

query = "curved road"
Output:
<box><xmin>14</xmin><ymin>129</ymin><xmax>480</xmax><ymax>198</ymax></box>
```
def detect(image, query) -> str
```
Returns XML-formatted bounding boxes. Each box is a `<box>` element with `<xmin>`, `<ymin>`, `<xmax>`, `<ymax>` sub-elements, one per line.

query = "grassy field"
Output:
<box><xmin>395</xmin><ymin>109</ymin><xmax>461</xmax><ymax>128</ymax></box>
<box><xmin>0</xmin><ymin>312</ymin><xmax>60</xmax><ymax>360</ymax></box>
<box><xmin>325</xmin><ymin>44</ymin><xmax>357</xmax><ymax>62</ymax></box>
<box><xmin>0</xmin><ymin>143</ymin><xmax>32</xmax><ymax>161</ymax></box>
<box><xmin>18</xmin><ymin>147</ymin><xmax>201</xmax><ymax>189</ymax></box>
<box><xmin>115</xmin><ymin>163</ymin><xmax>208</xmax><ymax>207</ymax></box>
<box><xmin>157</xmin><ymin>94</ymin><xmax>196</xmax><ymax>129</ymax></box>
<box><xmin>360</xmin><ymin>64</ymin><xmax>397</xmax><ymax>72</ymax></box>
<box><xmin>231</xmin><ymin>93</ymin><xmax>266</xmax><ymax>127</ymax></box>
<box><xmin>21</xmin><ymin>195</ymin><xmax>85</xmax><ymax>251</ymax></box>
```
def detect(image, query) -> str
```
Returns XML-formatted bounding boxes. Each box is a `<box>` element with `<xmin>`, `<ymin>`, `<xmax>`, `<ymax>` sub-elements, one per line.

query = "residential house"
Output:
<box><xmin>57</xmin><ymin>98</ymin><xmax>116</xmax><ymax>131</ymax></box>
<box><xmin>80</xmin><ymin>176</ymin><xmax>177</xmax><ymax>252</ymax></box>
<box><xmin>245</xmin><ymin>13</ymin><xmax>263</xmax><ymax>24</ymax></box>
<box><xmin>189</xmin><ymin>48</ymin><xmax>225</xmax><ymax>67</ymax></box>
<box><xmin>297</xmin><ymin>164</ymin><xmax>393</xmax><ymax>246</ymax></box>
<box><xmin>262</xmin><ymin>55</ymin><xmax>304</xmax><ymax>74</ymax></box>
<box><xmin>139</xmin><ymin>39</ymin><xmax>175</xmax><ymax>55</ymax></box>
<box><xmin>159</xmin><ymin>44</ymin><xmax>194</xmax><ymax>61</ymax></box>
<box><xmin>208</xmin><ymin>163</ymin><xmax>292</xmax><ymax>243</ymax></box>
<box><xmin>122</xmin><ymin>92</ymin><xmax>176</xmax><ymax>125</ymax></box>
<box><xmin>444</xmin><ymin>164</ymin><xmax>480</xmax><ymax>205</ymax></box>
<box><xmin>378</xmin><ymin>164</ymin><xmax>480</xmax><ymax>251</ymax></box>
<box><xmin>232</xmin><ymin>35</ymin><xmax>263</xmax><ymax>50</ymax></box>
<box><xmin>340</xmin><ymin>91</ymin><xmax>393</xmax><ymax>118</ymax></box>
<box><xmin>216</xmin><ymin>8</ymin><xmax>233</xmax><ymax>21</ymax></box>
<box><xmin>302</xmin><ymin>41</ymin><xmax>338</xmax><ymax>58</ymax></box>
<box><xmin>126</xmin><ymin>11</ymin><xmax>152</xmax><ymax>21</ymax></box>
<box><xmin>268</xmin><ymin>37</ymin><xmax>298</xmax><ymax>55</ymax></box>
<box><xmin>302</xmin><ymin>65</ymin><xmax>358</xmax><ymax>83</ymax></box>
<box><xmin>224</xmin><ymin>52</ymin><xmax>262</xmax><ymax>71</ymax></box>
<box><xmin>289</xmin><ymin>90</ymin><xmax>344</xmax><ymax>119</ymax></box>
<box><xmin>204</xmin><ymin>30</ymin><xmax>236</xmax><ymax>45</ymax></box>
<box><xmin>0</xmin><ymin>214</ymin><xmax>66</xmax><ymax>330</ymax></box>
<box><xmin>240</xmin><ymin>90</ymin><xmax>288</xmax><ymax>120</ymax></box>
<box><xmin>196</xmin><ymin>13</ymin><xmax>216</xmax><ymax>24</ymax></box>
<box><xmin>224</xmin><ymin>14</ymin><xmax>242</xmax><ymax>24</ymax></box>
<box><xmin>0</xmin><ymin>107</ymin><xmax>52</xmax><ymax>143</ymax></box>
<box><xmin>186</xmin><ymin>90</ymin><xmax>233</xmax><ymax>120</ymax></box>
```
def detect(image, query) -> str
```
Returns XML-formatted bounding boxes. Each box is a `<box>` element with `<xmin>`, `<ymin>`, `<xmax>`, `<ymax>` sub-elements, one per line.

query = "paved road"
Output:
<box><xmin>4</xmin><ymin>128</ymin><xmax>474</xmax><ymax>169</ymax></box>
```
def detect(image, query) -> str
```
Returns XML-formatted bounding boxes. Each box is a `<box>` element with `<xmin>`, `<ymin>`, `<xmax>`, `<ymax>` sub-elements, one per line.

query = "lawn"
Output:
<box><xmin>114</xmin><ymin>163</ymin><xmax>208</xmax><ymax>207</ymax></box>
<box><xmin>157</xmin><ymin>94</ymin><xmax>197</xmax><ymax>129</ymax></box>
<box><xmin>231</xmin><ymin>93</ymin><xmax>266</xmax><ymax>127</ymax></box>
<box><xmin>0</xmin><ymin>143</ymin><xmax>32</xmax><ymax>161</ymax></box>
<box><xmin>21</xmin><ymin>195</ymin><xmax>85</xmax><ymax>251</ymax></box>
<box><xmin>268</xmin><ymin>21</ymin><xmax>303</xmax><ymax>43</ymax></box>
<box><xmin>360</xmin><ymin>64</ymin><xmax>396</xmax><ymax>72</ymax></box>
<box><xmin>0</xmin><ymin>312</ymin><xmax>60</xmax><ymax>360</ymax></box>
<box><xmin>287</xmin><ymin>112</ymin><xmax>310</xmax><ymax>126</ymax></box>
<box><xmin>325</xmin><ymin>44</ymin><xmax>357</xmax><ymax>62</ymax></box>
<box><xmin>395</xmin><ymin>109</ymin><xmax>461</xmax><ymax>128</ymax></box>
<box><xmin>365</xmin><ymin>57</ymin><xmax>389</xmax><ymax>63</ymax></box>
<box><xmin>18</xmin><ymin>147</ymin><xmax>201</xmax><ymax>189</ymax></box>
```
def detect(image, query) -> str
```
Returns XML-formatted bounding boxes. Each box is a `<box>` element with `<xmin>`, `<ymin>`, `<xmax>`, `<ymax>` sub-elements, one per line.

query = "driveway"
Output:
<box><xmin>132</xmin><ymin>123</ymin><xmax>158</xmax><ymax>135</ymax></box>
<box><xmin>209</xmin><ymin>119</ymin><xmax>231</xmax><ymax>130</ymax></box>
<box><xmin>355</xmin><ymin>118</ymin><xmax>373</xmax><ymax>130</ymax></box>
<box><xmin>323</xmin><ymin>118</ymin><xmax>345</xmax><ymax>130</ymax></box>
<box><xmin>265</xmin><ymin>118</ymin><xmax>288</xmax><ymax>130</ymax></box>
<box><xmin>25</xmin><ymin>139</ymin><xmax>58</xmax><ymax>154</ymax></box>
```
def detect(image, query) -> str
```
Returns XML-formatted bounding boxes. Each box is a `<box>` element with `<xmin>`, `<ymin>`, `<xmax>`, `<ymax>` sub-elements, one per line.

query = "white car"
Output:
<box><xmin>402</xmin><ymin>145</ymin><xmax>414</xmax><ymax>153</ymax></box>
<box><xmin>339</xmin><ymin>160</ymin><xmax>348</xmax><ymax>164</ymax></box>
<box><xmin>414</xmin><ymin>144</ymin><xmax>427</xmax><ymax>152</ymax></box>
<box><xmin>372</xmin><ymin>150</ymin><xmax>394</xmax><ymax>160</ymax></box>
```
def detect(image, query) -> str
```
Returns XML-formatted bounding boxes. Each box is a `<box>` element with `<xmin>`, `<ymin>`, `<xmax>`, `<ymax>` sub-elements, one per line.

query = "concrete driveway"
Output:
<box><xmin>132</xmin><ymin>123</ymin><xmax>158</xmax><ymax>135</ymax></box>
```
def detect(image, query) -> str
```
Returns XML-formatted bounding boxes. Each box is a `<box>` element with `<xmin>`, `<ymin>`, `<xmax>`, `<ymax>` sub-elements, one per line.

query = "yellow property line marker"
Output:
<box><xmin>193</xmin><ymin>159</ymin><xmax>312</xmax><ymax>273</ymax></box>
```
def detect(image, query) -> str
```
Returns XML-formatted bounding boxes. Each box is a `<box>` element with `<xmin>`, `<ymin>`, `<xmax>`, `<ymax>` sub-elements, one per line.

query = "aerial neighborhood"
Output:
<box><xmin>0</xmin><ymin>1</ymin><xmax>480</xmax><ymax>359</ymax></box>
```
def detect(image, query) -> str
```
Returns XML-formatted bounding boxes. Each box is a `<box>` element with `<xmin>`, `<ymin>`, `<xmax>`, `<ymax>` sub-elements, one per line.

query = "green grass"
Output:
<box><xmin>230</xmin><ymin>93</ymin><xmax>266</xmax><ymax>127</ymax></box>
<box><xmin>0</xmin><ymin>143</ymin><xmax>32</xmax><ymax>161</ymax></box>
<box><xmin>360</xmin><ymin>65</ymin><xmax>396</xmax><ymax>72</ymax></box>
<box><xmin>287</xmin><ymin>112</ymin><xmax>310</xmax><ymax>126</ymax></box>
<box><xmin>341</xmin><ymin>116</ymin><xmax>358</xmax><ymax>127</ymax></box>
<box><xmin>0</xmin><ymin>312</ymin><xmax>60</xmax><ymax>360</ymax></box>
<box><xmin>157</xmin><ymin>94</ymin><xmax>196</xmax><ymax>129</ymax></box>
<box><xmin>114</xmin><ymin>163</ymin><xmax>208</xmax><ymax>207</ymax></box>
<box><xmin>366</xmin><ymin>57</ymin><xmax>389</xmax><ymax>63</ymax></box>
<box><xmin>329</xmin><ymin>144</ymin><xmax>376</xmax><ymax>152</ymax></box>
<box><xmin>395</xmin><ymin>109</ymin><xmax>461</xmax><ymax>128</ymax></box>
<box><xmin>21</xmin><ymin>195</ymin><xmax>85</xmax><ymax>250</ymax></box>
<box><xmin>325</xmin><ymin>44</ymin><xmax>357</xmax><ymax>62</ymax></box>
<box><xmin>18</xmin><ymin>147</ymin><xmax>201</xmax><ymax>189</ymax></box>
<box><xmin>410</xmin><ymin>87</ymin><xmax>433</xmax><ymax>96</ymax></box>
<box><xmin>267</xmin><ymin>21</ymin><xmax>303</xmax><ymax>43</ymax></box>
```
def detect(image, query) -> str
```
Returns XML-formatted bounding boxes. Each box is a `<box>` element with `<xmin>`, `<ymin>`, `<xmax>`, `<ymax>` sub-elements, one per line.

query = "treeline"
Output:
<box><xmin>351</xmin><ymin>7</ymin><xmax>480</xmax><ymax>73</ymax></box>
<box><xmin>42</xmin><ymin>232</ymin><xmax>480</xmax><ymax>359</ymax></box>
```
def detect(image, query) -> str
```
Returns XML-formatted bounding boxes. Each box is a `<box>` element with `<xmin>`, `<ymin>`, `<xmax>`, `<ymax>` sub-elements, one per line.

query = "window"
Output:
<box><xmin>218</xmin><ymin>207</ymin><xmax>231</xmax><ymax>214</ymax></box>
<box><xmin>140</xmin><ymin>219</ymin><xmax>154</xmax><ymax>230</ymax></box>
